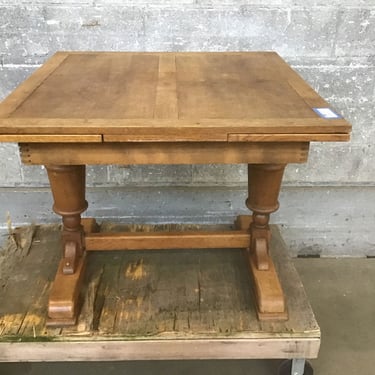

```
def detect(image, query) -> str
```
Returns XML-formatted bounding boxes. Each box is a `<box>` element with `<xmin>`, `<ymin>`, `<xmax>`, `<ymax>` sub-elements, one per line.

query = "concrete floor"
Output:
<box><xmin>1</xmin><ymin>258</ymin><xmax>374</xmax><ymax>374</ymax></box>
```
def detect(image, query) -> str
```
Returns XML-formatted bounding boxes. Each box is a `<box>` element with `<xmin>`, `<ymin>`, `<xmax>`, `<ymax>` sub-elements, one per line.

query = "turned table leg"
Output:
<box><xmin>45</xmin><ymin>165</ymin><xmax>88</xmax><ymax>326</ymax></box>
<box><xmin>246</xmin><ymin>163</ymin><xmax>288</xmax><ymax>320</ymax></box>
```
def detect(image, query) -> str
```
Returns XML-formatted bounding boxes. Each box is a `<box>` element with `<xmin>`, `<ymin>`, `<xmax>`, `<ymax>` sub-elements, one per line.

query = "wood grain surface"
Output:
<box><xmin>0</xmin><ymin>52</ymin><xmax>351</xmax><ymax>142</ymax></box>
<box><xmin>19</xmin><ymin>141</ymin><xmax>309</xmax><ymax>165</ymax></box>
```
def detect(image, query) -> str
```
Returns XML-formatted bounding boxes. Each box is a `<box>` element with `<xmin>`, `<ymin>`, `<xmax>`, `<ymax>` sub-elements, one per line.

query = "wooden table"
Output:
<box><xmin>0</xmin><ymin>52</ymin><xmax>351</xmax><ymax>327</ymax></box>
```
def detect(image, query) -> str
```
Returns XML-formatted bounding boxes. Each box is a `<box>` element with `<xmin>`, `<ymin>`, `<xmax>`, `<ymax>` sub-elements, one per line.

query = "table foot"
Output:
<box><xmin>236</xmin><ymin>215</ymin><xmax>287</xmax><ymax>320</ymax></box>
<box><xmin>47</xmin><ymin>218</ymin><xmax>98</xmax><ymax>327</ymax></box>
<box><xmin>248</xmin><ymin>253</ymin><xmax>287</xmax><ymax>320</ymax></box>
<box><xmin>47</xmin><ymin>254</ymin><xmax>87</xmax><ymax>327</ymax></box>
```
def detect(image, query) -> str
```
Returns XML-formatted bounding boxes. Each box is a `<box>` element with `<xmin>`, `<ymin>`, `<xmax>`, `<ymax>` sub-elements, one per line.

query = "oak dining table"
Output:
<box><xmin>0</xmin><ymin>51</ymin><xmax>351</xmax><ymax>328</ymax></box>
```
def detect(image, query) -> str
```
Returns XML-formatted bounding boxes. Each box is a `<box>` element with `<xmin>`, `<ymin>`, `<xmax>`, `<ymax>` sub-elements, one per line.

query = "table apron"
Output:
<box><xmin>19</xmin><ymin>142</ymin><xmax>309</xmax><ymax>165</ymax></box>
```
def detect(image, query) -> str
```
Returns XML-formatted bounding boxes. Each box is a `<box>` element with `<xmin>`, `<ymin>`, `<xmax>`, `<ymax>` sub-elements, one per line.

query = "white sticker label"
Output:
<box><xmin>313</xmin><ymin>107</ymin><xmax>342</xmax><ymax>119</ymax></box>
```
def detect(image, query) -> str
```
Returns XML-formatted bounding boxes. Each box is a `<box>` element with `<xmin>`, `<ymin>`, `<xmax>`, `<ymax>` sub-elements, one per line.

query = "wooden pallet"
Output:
<box><xmin>0</xmin><ymin>223</ymin><xmax>320</xmax><ymax>361</ymax></box>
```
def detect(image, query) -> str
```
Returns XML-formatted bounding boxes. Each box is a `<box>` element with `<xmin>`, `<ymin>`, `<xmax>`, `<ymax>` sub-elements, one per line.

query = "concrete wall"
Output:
<box><xmin>0</xmin><ymin>1</ymin><xmax>375</xmax><ymax>255</ymax></box>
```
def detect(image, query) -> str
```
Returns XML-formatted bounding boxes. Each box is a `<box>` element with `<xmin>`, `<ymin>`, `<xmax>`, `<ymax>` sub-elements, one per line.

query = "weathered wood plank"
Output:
<box><xmin>0</xmin><ymin>338</ymin><xmax>320</xmax><ymax>361</ymax></box>
<box><xmin>0</xmin><ymin>225</ymin><xmax>61</xmax><ymax>338</ymax></box>
<box><xmin>0</xmin><ymin>223</ymin><xmax>320</xmax><ymax>361</ymax></box>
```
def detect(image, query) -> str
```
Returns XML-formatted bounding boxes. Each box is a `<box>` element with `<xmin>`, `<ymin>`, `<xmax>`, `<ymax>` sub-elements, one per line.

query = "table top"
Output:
<box><xmin>0</xmin><ymin>51</ymin><xmax>351</xmax><ymax>143</ymax></box>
